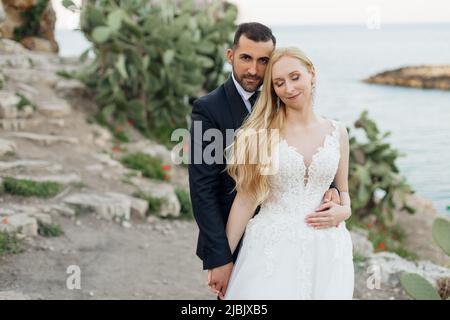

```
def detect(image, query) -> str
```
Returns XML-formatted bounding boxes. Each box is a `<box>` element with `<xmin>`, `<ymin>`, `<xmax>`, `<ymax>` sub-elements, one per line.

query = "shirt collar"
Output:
<box><xmin>231</xmin><ymin>72</ymin><xmax>259</xmax><ymax>102</ymax></box>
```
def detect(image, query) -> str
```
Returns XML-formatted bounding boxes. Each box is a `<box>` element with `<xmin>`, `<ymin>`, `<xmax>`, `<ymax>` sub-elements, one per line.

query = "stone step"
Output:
<box><xmin>7</xmin><ymin>173</ymin><xmax>82</xmax><ymax>185</ymax></box>
<box><xmin>63</xmin><ymin>192</ymin><xmax>132</xmax><ymax>221</ymax></box>
<box><xmin>5</xmin><ymin>132</ymin><xmax>79</xmax><ymax>145</ymax></box>
<box><xmin>1</xmin><ymin>203</ymin><xmax>76</xmax><ymax>218</ymax></box>
<box><xmin>128</xmin><ymin>176</ymin><xmax>181</xmax><ymax>218</ymax></box>
<box><xmin>35</xmin><ymin>98</ymin><xmax>71</xmax><ymax>118</ymax></box>
<box><xmin>0</xmin><ymin>138</ymin><xmax>16</xmax><ymax>157</ymax></box>
<box><xmin>0</xmin><ymin>213</ymin><xmax>38</xmax><ymax>236</ymax></box>
<box><xmin>0</xmin><ymin>159</ymin><xmax>53</xmax><ymax>171</ymax></box>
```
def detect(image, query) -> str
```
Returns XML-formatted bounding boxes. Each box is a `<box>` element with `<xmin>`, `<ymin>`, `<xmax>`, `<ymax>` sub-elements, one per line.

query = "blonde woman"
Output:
<box><xmin>224</xmin><ymin>47</ymin><xmax>354</xmax><ymax>299</ymax></box>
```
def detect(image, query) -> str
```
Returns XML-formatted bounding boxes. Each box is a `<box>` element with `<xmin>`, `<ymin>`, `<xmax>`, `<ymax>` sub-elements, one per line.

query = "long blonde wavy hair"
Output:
<box><xmin>226</xmin><ymin>47</ymin><xmax>316</xmax><ymax>205</ymax></box>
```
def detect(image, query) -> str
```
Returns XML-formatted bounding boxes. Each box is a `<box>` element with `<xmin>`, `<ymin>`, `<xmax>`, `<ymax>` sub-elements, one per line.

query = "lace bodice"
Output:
<box><xmin>261</xmin><ymin>119</ymin><xmax>341</xmax><ymax>216</ymax></box>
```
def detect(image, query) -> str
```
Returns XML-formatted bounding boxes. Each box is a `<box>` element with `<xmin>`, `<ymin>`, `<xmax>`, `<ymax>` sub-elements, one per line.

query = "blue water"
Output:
<box><xmin>56</xmin><ymin>24</ymin><xmax>450</xmax><ymax>214</ymax></box>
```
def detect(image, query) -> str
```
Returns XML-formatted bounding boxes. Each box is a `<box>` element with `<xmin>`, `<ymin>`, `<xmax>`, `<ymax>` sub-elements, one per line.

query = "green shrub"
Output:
<box><xmin>133</xmin><ymin>191</ymin><xmax>162</xmax><ymax>217</ymax></box>
<box><xmin>63</xmin><ymin>0</ymin><xmax>238</xmax><ymax>145</ymax></box>
<box><xmin>175</xmin><ymin>188</ymin><xmax>193</xmax><ymax>220</ymax></box>
<box><xmin>348</xmin><ymin>110</ymin><xmax>415</xmax><ymax>226</ymax></box>
<box><xmin>2</xmin><ymin>177</ymin><xmax>63</xmax><ymax>198</ymax></box>
<box><xmin>120</xmin><ymin>153</ymin><xmax>167</xmax><ymax>180</ymax></box>
<box><xmin>0</xmin><ymin>231</ymin><xmax>23</xmax><ymax>255</ymax></box>
<box><xmin>37</xmin><ymin>220</ymin><xmax>64</xmax><ymax>237</ymax></box>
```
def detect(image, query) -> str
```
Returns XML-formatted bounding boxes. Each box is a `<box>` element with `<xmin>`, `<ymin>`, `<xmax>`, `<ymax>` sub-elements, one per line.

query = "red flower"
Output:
<box><xmin>112</xmin><ymin>146</ymin><xmax>121</xmax><ymax>153</ymax></box>
<box><xmin>377</xmin><ymin>242</ymin><xmax>386</xmax><ymax>250</ymax></box>
<box><xmin>367</xmin><ymin>223</ymin><xmax>373</xmax><ymax>230</ymax></box>
<box><xmin>162</xmin><ymin>164</ymin><xmax>170</xmax><ymax>171</ymax></box>
<box><xmin>1</xmin><ymin>217</ymin><xmax>8</xmax><ymax>225</ymax></box>
<box><xmin>127</xmin><ymin>119</ymin><xmax>134</xmax><ymax>126</ymax></box>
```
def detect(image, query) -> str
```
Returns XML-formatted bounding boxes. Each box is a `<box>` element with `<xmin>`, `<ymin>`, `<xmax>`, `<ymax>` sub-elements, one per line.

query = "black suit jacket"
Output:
<box><xmin>188</xmin><ymin>77</ymin><xmax>337</xmax><ymax>270</ymax></box>
<box><xmin>189</xmin><ymin>76</ymin><xmax>250</xmax><ymax>270</ymax></box>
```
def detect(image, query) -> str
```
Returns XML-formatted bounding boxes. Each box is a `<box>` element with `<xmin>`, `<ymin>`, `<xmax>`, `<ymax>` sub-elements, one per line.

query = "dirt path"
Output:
<box><xmin>0</xmin><ymin>214</ymin><xmax>211</xmax><ymax>300</ymax></box>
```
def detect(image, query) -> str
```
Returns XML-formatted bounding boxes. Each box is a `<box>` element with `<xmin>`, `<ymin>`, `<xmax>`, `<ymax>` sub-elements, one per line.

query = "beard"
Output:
<box><xmin>233</xmin><ymin>70</ymin><xmax>263</xmax><ymax>92</ymax></box>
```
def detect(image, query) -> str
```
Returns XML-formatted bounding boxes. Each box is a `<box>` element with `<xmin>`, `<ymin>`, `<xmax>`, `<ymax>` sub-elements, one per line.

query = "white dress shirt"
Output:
<box><xmin>231</xmin><ymin>72</ymin><xmax>260</xmax><ymax>113</ymax></box>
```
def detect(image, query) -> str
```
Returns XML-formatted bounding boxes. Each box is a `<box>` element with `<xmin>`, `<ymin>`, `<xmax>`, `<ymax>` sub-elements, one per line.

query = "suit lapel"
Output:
<box><xmin>224</xmin><ymin>76</ymin><xmax>250</xmax><ymax>130</ymax></box>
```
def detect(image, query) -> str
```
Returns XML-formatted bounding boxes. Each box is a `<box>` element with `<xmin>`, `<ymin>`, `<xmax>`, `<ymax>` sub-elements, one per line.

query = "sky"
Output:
<box><xmin>53</xmin><ymin>0</ymin><xmax>450</xmax><ymax>30</ymax></box>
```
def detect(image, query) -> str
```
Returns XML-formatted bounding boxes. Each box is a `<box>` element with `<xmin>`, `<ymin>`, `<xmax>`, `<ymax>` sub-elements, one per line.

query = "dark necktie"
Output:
<box><xmin>248</xmin><ymin>91</ymin><xmax>260</xmax><ymax>111</ymax></box>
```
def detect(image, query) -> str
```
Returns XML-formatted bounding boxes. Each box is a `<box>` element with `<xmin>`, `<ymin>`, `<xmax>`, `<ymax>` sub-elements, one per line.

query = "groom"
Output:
<box><xmin>188</xmin><ymin>23</ymin><xmax>340</xmax><ymax>299</ymax></box>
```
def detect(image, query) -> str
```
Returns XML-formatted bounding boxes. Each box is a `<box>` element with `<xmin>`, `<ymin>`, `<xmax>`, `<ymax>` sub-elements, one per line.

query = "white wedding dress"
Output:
<box><xmin>224</xmin><ymin>119</ymin><xmax>354</xmax><ymax>300</ymax></box>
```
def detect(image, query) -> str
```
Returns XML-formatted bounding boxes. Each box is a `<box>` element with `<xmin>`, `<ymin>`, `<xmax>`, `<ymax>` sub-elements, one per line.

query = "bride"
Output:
<box><xmin>224</xmin><ymin>47</ymin><xmax>354</xmax><ymax>299</ymax></box>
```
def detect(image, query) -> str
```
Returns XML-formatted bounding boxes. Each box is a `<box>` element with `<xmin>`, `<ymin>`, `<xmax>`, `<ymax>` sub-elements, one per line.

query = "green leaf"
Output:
<box><xmin>107</xmin><ymin>9</ymin><xmax>124</xmax><ymax>32</ymax></box>
<box><xmin>85</xmin><ymin>7</ymin><xmax>105</xmax><ymax>27</ymax></box>
<box><xmin>92</xmin><ymin>26</ymin><xmax>111</xmax><ymax>44</ymax></box>
<box><xmin>142</xmin><ymin>55</ymin><xmax>150</xmax><ymax>70</ymax></box>
<box><xmin>197</xmin><ymin>56</ymin><xmax>215</xmax><ymax>68</ymax></box>
<box><xmin>79</xmin><ymin>48</ymin><xmax>90</xmax><ymax>63</ymax></box>
<box><xmin>162</xmin><ymin>50</ymin><xmax>175</xmax><ymax>66</ymax></box>
<box><xmin>115</xmin><ymin>54</ymin><xmax>128</xmax><ymax>79</ymax></box>
<box><xmin>62</xmin><ymin>0</ymin><xmax>76</xmax><ymax>10</ymax></box>
<box><xmin>400</xmin><ymin>273</ymin><xmax>441</xmax><ymax>300</ymax></box>
<box><xmin>432</xmin><ymin>218</ymin><xmax>450</xmax><ymax>255</ymax></box>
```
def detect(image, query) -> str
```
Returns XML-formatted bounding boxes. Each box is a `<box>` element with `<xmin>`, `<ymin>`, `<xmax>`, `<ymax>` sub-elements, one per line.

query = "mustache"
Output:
<box><xmin>243</xmin><ymin>75</ymin><xmax>261</xmax><ymax>81</ymax></box>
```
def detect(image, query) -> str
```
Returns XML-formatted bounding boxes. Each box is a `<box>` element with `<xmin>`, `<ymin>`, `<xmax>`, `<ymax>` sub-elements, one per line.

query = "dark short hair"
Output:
<box><xmin>233</xmin><ymin>22</ymin><xmax>276</xmax><ymax>48</ymax></box>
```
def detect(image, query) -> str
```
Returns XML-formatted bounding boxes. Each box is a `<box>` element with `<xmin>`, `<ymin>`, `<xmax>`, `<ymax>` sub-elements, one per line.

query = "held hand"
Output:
<box><xmin>304</xmin><ymin>201</ymin><xmax>350</xmax><ymax>229</ymax></box>
<box><xmin>207</xmin><ymin>262</ymin><xmax>234</xmax><ymax>299</ymax></box>
<box><xmin>322</xmin><ymin>188</ymin><xmax>340</xmax><ymax>204</ymax></box>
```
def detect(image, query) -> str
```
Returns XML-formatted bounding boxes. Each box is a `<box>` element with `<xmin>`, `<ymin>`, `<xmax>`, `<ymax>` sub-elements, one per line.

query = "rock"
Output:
<box><xmin>13</xmin><ymin>173</ymin><xmax>81</xmax><ymax>185</ymax></box>
<box><xmin>20</xmin><ymin>36</ymin><xmax>58</xmax><ymax>53</ymax></box>
<box><xmin>15</xmin><ymin>82</ymin><xmax>39</xmax><ymax>98</ymax></box>
<box><xmin>0</xmin><ymin>138</ymin><xmax>16</xmax><ymax>156</ymax></box>
<box><xmin>1</xmin><ymin>0</ymin><xmax>59</xmax><ymax>53</ymax></box>
<box><xmin>124</xmin><ymin>140</ymin><xmax>173</xmax><ymax>164</ymax></box>
<box><xmin>367</xmin><ymin>252</ymin><xmax>450</xmax><ymax>288</ymax></box>
<box><xmin>49</xmin><ymin>204</ymin><xmax>76</xmax><ymax>217</ymax></box>
<box><xmin>0</xmin><ymin>91</ymin><xmax>21</xmax><ymax>118</ymax></box>
<box><xmin>92</xmin><ymin>153</ymin><xmax>122</xmax><ymax>167</ymax></box>
<box><xmin>6</xmin><ymin>132</ymin><xmax>79</xmax><ymax>145</ymax></box>
<box><xmin>87</xmin><ymin>124</ymin><xmax>112</xmax><ymax>147</ymax></box>
<box><xmin>54</xmin><ymin>79</ymin><xmax>86</xmax><ymax>97</ymax></box>
<box><xmin>0</xmin><ymin>291</ymin><xmax>30</xmax><ymax>300</ymax></box>
<box><xmin>0</xmin><ymin>38</ymin><xmax>26</xmax><ymax>54</ymax></box>
<box><xmin>0</xmin><ymin>118</ymin><xmax>28</xmax><ymax>130</ymax></box>
<box><xmin>0</xmin><ymin>1</ymin><xmax>5</xmax><ymax>24</ymax></box>
<box><xmin>85</xmin><ymin>164</ymin><xmax>104</xmax><ymax>172</ymax></box>
<box><xmin>35</xmin><ymin>98</ymin><xmax>71</xmax><ymax>118</ymax></box>
<box><xmin>106</xmin><ymin>192</ymin><xmax>149</xmax><ymax>219</ymax></box>
<box><xmin>63</xmin><ymin>192</ymin><xmax>131</xmax><ymax>221</ymax></box>
<box><xmin>129</xmin><ymin>176</ymin><xmax>181</xmax><ymax>218</ymax></box>
<box><xmin>364</xmin><ymin>65</ymin><xmax>450</xmax><ymax>91</ymax></box>
<box><xmin>121</xmin><ymin>221</ymin><xmax>131</xmax><ymax>228</ymax></box>
<box><xmin>29</xmin><ymin>212</ymin><xmax>52</xmax><ymax>225</ymax></box>
<box><xmin>0</xmin><ymin>213</ymin><xmax>38</xmax><ymax>236</ymax></box>
<box><xmin>0</xmin><ymin>159</ymin><xmax>52</xmax><ymax>171</ymax></box>
<box><xmin>350</xmin><ymin>228</ymin><xmax>374</xmax><ymax>256</ymax></box>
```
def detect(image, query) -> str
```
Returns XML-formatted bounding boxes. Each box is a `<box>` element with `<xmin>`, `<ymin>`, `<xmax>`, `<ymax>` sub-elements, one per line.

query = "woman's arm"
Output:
<box><xmin>226</xmin><ymin>190</ymin><xmax>258</xmax><ymax>254</ymax></box>
<box><xmin>333</xmin><ymin>125</ymin><xmax>352</xmax><ymax>223</ymax></box>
